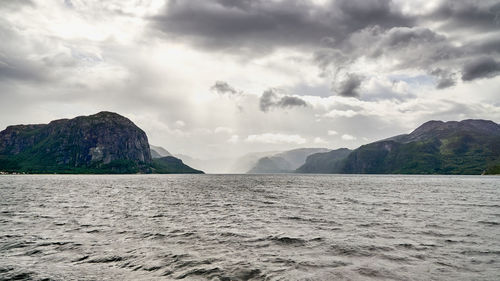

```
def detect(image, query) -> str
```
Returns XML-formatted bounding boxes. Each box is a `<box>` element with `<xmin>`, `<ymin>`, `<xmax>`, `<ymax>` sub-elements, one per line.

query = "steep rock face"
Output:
<box><xmin>0</xmin><ymin>111</ymin><xmax>152</xmax><ymax>172</ymax></box>
<box><xmin>296</xmin><ymin>148</ymin><xmax>352</xmax><ymax>173</ymax></box>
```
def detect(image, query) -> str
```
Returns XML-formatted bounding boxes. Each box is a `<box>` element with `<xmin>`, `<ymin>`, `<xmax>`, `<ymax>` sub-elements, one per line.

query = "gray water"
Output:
<box><xmin>0</xmin><ymin>175</ymin><xmax>499</xmax><ymax>281</ymax></box>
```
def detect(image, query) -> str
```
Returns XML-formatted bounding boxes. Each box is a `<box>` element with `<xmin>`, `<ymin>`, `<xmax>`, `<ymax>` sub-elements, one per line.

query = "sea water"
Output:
<box><xmin>0</xmin><ymin>174</ymin><xmax>499</xmax><ymax>280</ymax></box>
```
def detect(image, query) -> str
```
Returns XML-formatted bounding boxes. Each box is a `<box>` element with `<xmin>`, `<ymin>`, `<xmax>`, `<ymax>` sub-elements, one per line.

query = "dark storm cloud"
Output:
<box><xmin>152</xmin><ymin>0</ymin><xmax>413</xmax><ymax>52</ymax></box>
<box><xmin>337</xmin><ymin>74</ymin><xmax>363</xmax><ymax>97</ymax></box>
<box><xmin>428</xmin><ymin>0</ymin><xmax>500</xmax><ymax>32</ymax></box>
<box><xmin>379</xmin><ymin>27</ymin><xmax>445</xmax><ymax>50</ymax></box>
<box><xmin>210</xmin><ymin>81</ymin><xmax>239</xmax><ymax>95</ymax></box>
<box><xmin>151</xmin><ymin>0</ymin><xmax>500</xmax><ymax>96</ymax></box>
<box><xmin>462</xmin><ymin>57</ymin><xmax>500</xmax><ymax>81</ymax></box>
<box><xmin>464</xmin><ymin>37</ymin><xmax>500</xmax><ymax>55</ymax></box>
<box><xmin>259</xmin><ymin>89</ymin><xmax>307</xmax><ymax>112</ymax></box>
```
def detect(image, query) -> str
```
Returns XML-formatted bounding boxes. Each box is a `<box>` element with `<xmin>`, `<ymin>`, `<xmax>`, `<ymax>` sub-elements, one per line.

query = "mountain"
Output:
<box><xmin>247</xmin><ymin>148</ymin><xmax>330</xmax><ymax>173</ymax></box>
<box><xmin>229</xmin><ymin>151</ymin><xmax>280</xmax><ymax>173</ymax></box>
<box><xmin>152</xmin><ymin>156</ymin><xmax>203</xmax><ymax>174</ymax></box>
<box><xmin>0</xmin><ymin>112</ymin><xmax>203</xmax><ymax>174</ymax></box>
<box><xmin>150</xmin><ymin>145</ymin><xmax>172</xmax><ymax>158</ymax></box>
<box><xmin>248</xmin><ymin>156</ymin><xmax>293</xmax><ymax>173</ymax></box>
<box><xmin>301</xmin><ymin>119</ymin><xmax>500</xmax><ymax>175</ymax></box>
<box><xmin>296</xmin><ymin>148</ymin><xmax>352</xmax><ymax>173</ymax></box>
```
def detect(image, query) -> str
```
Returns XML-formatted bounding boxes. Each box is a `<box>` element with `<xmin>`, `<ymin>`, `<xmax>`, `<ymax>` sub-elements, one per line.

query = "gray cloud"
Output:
<box><xmin>152</xmin><ymin>0</ymin><xmax>412</xmax><ymax>53</ymax></box>
<box><xmin>259</xmin><ymin>89</ymin><xmax>307</xmax><ymax>112</ymax></box>
<box><xmin>428</xmin><ymin>1</ymin><xmax>500</xmax><ymax>32</ymax></box>
<box><xmin>431</xmin><ymin>68</ymin><xmax>457</xmax><ymax>89</ymax></box>
<box><xmin>336</xmin><ymin>73</ymin><xmax>363</xmax><ymax>97</ymax></box>
<box><xmin>462</xmin><ymin>57</ymin><xmax>500</xmax><ymax>81</ymax></box>
<box><xmin>210</xmin><ymin>81</ymin><xmax>239</xmax><ymax>95</ymax></box>
<box><xmin>436</xmin><ymin>77</ymin><xmax>456</xmax><ymax>89</ymax></box>
<box><xmin>0</xmin><ymin>24</ymin><xmax>49</xmax><ymax>83</ymax></box>
<box><xmin>0</xmin><ymin>57</ymin><xmax>46</xmax><ymax>82</ymax></box>
<box><xmin>278</xmin><ymin>96</ymin><xmax>308</xmax><ymax>108</ymax></box>
<box><xmin>0</xmin><ymin>0</ymin><xmax>34</xmax><ymax>11</ymax></box>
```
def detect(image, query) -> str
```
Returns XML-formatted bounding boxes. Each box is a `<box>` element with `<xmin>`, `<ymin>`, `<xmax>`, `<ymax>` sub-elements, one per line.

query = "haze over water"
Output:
<box><xmin>1</xmin><ymin>174</ymin><xmax>499</xmax><ymax>280</ymax></box>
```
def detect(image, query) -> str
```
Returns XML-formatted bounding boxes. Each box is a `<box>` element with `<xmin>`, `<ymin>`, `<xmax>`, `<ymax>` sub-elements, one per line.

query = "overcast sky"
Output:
<box><xmin>1</xmin><ymin>0</ymin><xmax>499</xmax><ymax>159</ymax></box>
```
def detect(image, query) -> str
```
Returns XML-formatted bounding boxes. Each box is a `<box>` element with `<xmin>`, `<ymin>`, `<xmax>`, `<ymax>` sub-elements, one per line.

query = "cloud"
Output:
<box><xmin>311</xmin><ymin>1</ymin><xmax>500</xmax><ymax>93</ymax></box>
<box><xmin>341</xmin><ymin>134</ymin><xmax>357</xmax><ymax>140</ymax></box>
<box><xmin>151</xmin><ymin>0</ymin><xmax>413</xmax><ymax>53</ymax></box>
<box><xmin>461</xmin><ymin>57</ymin><xmax>500</xmax><ymax>81</ymax></box>
<box><xmin>0</xmin><ymin>0</ymin><xmax>34</xmax><ymax>11</ymax></box>
<box><xmin>427</xmin><ymin>1</ymin><xmax>500</xmax><ymax>32</ymax></box>
<box><xmin>336</xmin><ymin>74</ymin><xmax>363</xmax><ymax>97</ymax></box>
<box><xmin>1</xmin><ymin>0</ymin><xmax>500</xmax><ymax>164</ymax></box>
<box><xmin>227</xmin><ymin>134</ymin><xmax>240</xmax><ymax>143</ymax></box>
<box><xmin>324</xmin><ymin>109</ymin><xmax>358</xmax><ymax>118</ymax></box>
<box><xmin>215</xmin><ymin>126</ymin><xmax>233</xmax><ymax>134</ymax></box>
<box><xmin>313</xmin><ymin>137</ymin><xmax>328</xmax><ymax>144</ymax></box>
<box><xmin>245</xmin><ymin>133</ymin><xmax>306</xmax><ymax>144</ymax></box>
<box><xmin>210</xmin><ymin>80</ymin><xmax>239</xmax><ymax>95</ymax></box>
<box><xmin>174</xmin><ymin>120</ymin><xmax>186</xmax><ymax>127</ymax></box>
<box><xmin>259</xmin><ymin>89</ymin><xmax>307</xmax><ymax>112</ymax></box>
<box><xmin>431</xmin><ymin>68</ymin><xmax>456</xmax><ymax>89</ymax></box>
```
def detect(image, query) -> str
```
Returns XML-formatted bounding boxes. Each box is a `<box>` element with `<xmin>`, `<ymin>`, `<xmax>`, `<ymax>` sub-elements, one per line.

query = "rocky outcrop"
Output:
<box><xmin>0</xmin><ymin>112</ymin><xmax>202</xmax><ymax>174</ymax></box>
<box><xmin>0</xmin><ymin>112</ymin><xmax>151</xmax><ymax>170</ymax></box>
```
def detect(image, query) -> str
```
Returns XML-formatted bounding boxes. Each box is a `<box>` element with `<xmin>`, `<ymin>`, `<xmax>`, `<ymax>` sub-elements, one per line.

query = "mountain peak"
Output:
<box><xmin>92</xmin><ymin>111</ymin><xmax>123</xmax><ymax>118</ymax></box>
<box><xmin>406</xmin><ymin>119</ymin><xmax>500</xmax><ymax>142</ymax></box>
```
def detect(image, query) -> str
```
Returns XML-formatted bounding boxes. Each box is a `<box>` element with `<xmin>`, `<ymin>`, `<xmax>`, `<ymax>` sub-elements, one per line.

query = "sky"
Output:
<box><xmin>1</xmin><ymin>0</ymin><xmax>499</xmax><ymax>160</ymax></box>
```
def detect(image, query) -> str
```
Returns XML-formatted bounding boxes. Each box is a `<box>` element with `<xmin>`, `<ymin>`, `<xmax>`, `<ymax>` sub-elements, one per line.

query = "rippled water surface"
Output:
<box><xmin>0</xmin><ymin>174</ymin><xmax>499</xmax><ymax>280</ymax></box>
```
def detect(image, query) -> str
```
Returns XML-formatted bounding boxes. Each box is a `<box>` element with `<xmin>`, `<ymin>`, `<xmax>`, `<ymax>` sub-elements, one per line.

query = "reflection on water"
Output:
<box><xmin>0</xmin><ymin>174</ymin><xmax>499</xmax><ymax>280</ymax></box>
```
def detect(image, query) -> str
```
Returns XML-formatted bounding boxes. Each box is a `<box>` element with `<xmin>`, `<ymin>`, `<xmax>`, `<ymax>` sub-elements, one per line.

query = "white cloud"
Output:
<box><xmin>327</xmin><ymin>130</ymin><xmax>338</xmax><ymax>136</ymax></box>
<box><xmin>341</xmin><ymin>134</ymin><xmax>357</xmax><ymax>141</ymax></box>
<box><xmin>245</xmin><ymin>133</ymin><xmax>306</xmax><ymax>144</ymax></box>
<box><xmin>324</xmin><ymin>109</ymin><xmax>358</xmax><ymax>118</ymax></box>
<box><xmin>313</xmin><ymin>137</ymin><xmax>328</xmax><ymax>144</ymax></box>
<box><xmin>227</xmin><ymin>134</ymin><xmax>239</xmax><ymax>143</ymax></box>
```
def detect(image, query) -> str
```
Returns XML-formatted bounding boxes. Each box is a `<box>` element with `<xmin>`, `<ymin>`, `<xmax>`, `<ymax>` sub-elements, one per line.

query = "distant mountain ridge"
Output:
<box><xmin>296</xmin><ymin>148</ymin><xmax>352</xmax><ymax>173</ymax></box>
<box><xmin>150</xmin><ymin>145</ymin><xmax>172</xmax><ymax>158</ymax></box>
<box><xmin>248</xmin><ymin>148</ymin><xmax>329</xmax><ymax>173</ymax></box>
<box><xmin>0</xmin><ymin>112</ymin><xmax>203</xmax><ymax>174</ymax></box>
<box><xmin>229</xmin><ymin>151</ymin><xmax>280</xmax><ymax>173</ymax></box>
<box><xmin>299</xmin><ymin>119</ymin><xmax>500</xmax><ymax>175</ymax></box>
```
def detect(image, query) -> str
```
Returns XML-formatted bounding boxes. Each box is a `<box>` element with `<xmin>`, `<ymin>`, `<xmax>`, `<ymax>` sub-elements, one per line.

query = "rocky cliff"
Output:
<box><xmin>0</xmin><ymin>112</ymin><xmax>201</xmax><ymax>174</ymax></box>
